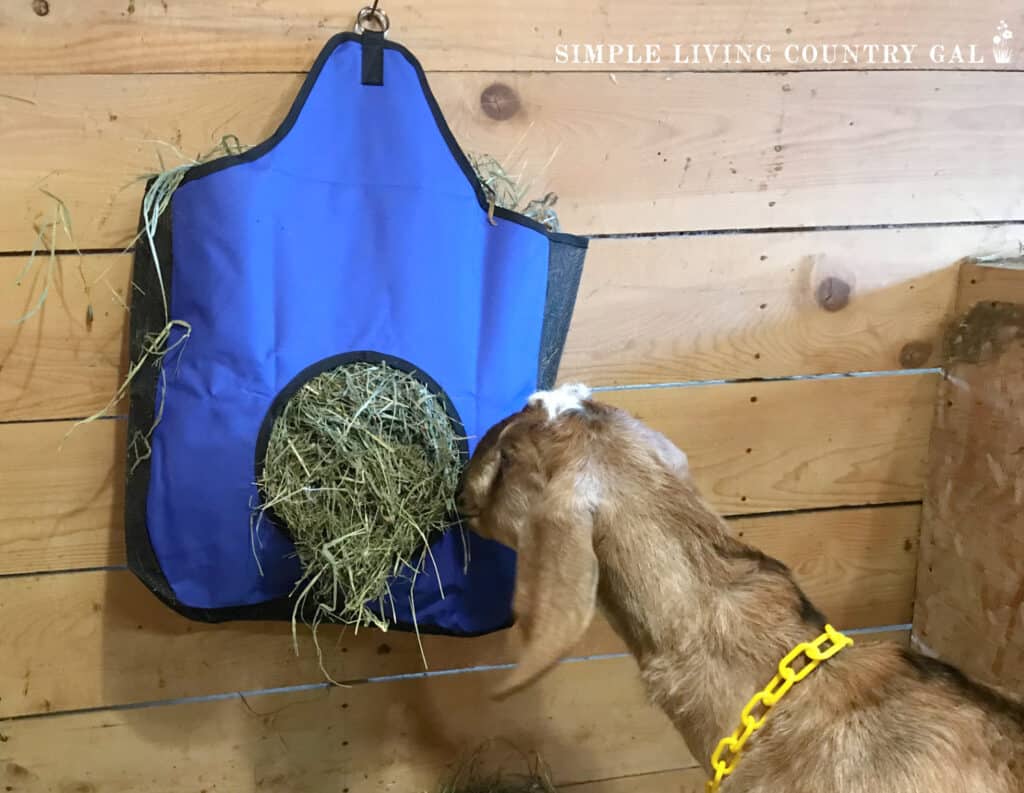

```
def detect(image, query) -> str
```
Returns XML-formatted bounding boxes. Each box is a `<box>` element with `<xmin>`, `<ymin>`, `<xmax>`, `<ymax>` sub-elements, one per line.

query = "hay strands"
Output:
<box><xmin>468</xmin><ymin>151</ymin><xmax>562</xmax><ymax>232</ymax></box>
<box><xmin>58</xmin><ymin>136</ymin><xmax>245</xmax><ymax>458</ymax></box>
<box><xmin>9</xmin><ymin>189</ymin><xmax>86</xmax><ymax>327</ymax></box>
<box><xmin>434</xmin><ymin>744</ymin><xmax>559</xmax><ymax>793</ymax></box>
<box><xmin>254</xmin><ymin>362</ymin><xmax>464</xmax><ymax>677</ymax></box>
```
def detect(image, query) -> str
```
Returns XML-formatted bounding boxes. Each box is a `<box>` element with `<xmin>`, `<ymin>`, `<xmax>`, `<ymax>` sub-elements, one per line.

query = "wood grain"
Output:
<box><xmin>6</xmin><ymin>225</ymin><xmax>1013</xmax><ymax>422</ymax></box>
<box><xmin>0</xmin><ymin>657</ymin><xmax>692</xmax><ymax>793</ymax></box>
<box><xmin>0</xmin><ymin>419</ymin><xmax>123</xmax><ymax>577</ymax></box>
<box><xmin>0</xmin><ymin>253</ymin><xmax>129</xmax><ymax>421</ymax></box>
<box><xmin>957</xmin><ymin>258</ymin><xmax>1024</xmax><ymax>311</ymax></box>
<box><xmin>0</xmin><ymin>375</ymin><xmax>933</xmax><ymax>576</ymax></box>
<box><xmin>0</xmin><ymin>1</ymin><xmax>1019</xmax><ymax>74</ymax></box>
<box><xmin>0</xmin><ymin>630</ymin><xmax>914</xmax><ymax>791</ymax></box>
<box><xmin>0</xmin><ymin>504</ymin><xmax>918</xmax><ymax>718</ymax></box>
<box><xmin>912</xmin><ymin>273</ymin><xmax>1024</xmax><ymax>690</ymax></box>
<box><xmin>3</xmin><ymin>71</ymin><xmax>1024</xmax><ymax>251</ymax></box>
<box><xmin>601</xmin><ymin>373</ymin><xmax>935</xmax><ymax>515</ymax></box>
<box><xmin>563</xmin><ymin>225</ymin><xmax>1024</xmax><ymax>387</ymax></box>
<box><xmin>567</xmin><ymin>769</ymin><xmax>707</xmax><ymax>793</ymax></box>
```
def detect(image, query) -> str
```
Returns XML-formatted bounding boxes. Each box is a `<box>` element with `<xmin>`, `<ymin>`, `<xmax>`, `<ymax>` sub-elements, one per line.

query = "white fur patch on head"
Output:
<box><xmin>527</xmin><ymin>383</ymin><xmax>592</xmax><ymax>421</ymax></box>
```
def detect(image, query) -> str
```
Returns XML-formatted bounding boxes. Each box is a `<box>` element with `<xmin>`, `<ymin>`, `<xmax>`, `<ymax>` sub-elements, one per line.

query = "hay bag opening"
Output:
<box><xmin>256</xmin><ymin>355</ymin><xmax>466</xmax><ymax>630</ymax></box>
<box><xmin>124</xmin><ymin>31</ymin><xmax>587</xmax><ymax>636</ymax></box>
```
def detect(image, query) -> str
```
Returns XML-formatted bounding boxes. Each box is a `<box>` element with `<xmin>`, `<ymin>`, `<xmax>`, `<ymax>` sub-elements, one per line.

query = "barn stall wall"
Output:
<box><xmin>1</xmin><ymin>2</ymin><xmax>1023</xmax><ymax>791</ymax></box>
<box><xmin>913</xmin><ymin>260</ymin><xmax>1024</xmax><ymax>693</ymax></box>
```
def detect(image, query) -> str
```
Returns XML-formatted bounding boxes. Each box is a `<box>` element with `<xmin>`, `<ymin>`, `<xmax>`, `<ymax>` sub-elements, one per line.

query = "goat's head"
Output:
<box><xmin>458</xmin><ymin>383</ymin><xmax>688</xmax><ymax>698</ymax></box>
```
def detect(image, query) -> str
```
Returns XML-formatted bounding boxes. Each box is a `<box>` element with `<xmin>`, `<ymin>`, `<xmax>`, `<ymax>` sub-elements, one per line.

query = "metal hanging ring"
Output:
<box><xmin>354</xmin><ymin>5</ymin><xmax>390</xmax><ymax>35</ymax></box>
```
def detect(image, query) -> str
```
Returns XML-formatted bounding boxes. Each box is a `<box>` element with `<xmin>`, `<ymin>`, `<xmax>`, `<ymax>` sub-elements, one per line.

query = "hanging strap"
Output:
<box><xmin>361</xmin><ymin>30</ymin><xmax>385</xmax><ymax>86</ymax></box>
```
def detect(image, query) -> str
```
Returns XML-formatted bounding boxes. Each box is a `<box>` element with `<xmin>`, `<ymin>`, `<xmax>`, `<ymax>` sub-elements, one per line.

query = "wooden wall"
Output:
<box><xmin>1</xmin><ymin>3</ymin><xmax>1022</xmax><ymax>791</ymax></box>
<box><xmin>912</xmin><ymin>261</ymin><xmax>1024</xmax><ymax>692</ymax></box>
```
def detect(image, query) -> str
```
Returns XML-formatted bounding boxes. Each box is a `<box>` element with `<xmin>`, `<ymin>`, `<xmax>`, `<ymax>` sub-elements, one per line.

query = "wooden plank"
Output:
<box><xmin>0</xmin><ymin>505</ymin><xmax>917</xmax><ymax>718</ymax></box>
<box><xmin>0</xmin><ymin>419</ymin><xmax>123</xmax><ymax>577</ymax></box>
<box><xmin>6</xmin><ymin>225</ymin><xmax>1013</xmax><ymax>422</ymax></box>
<box><xmin>0</xmin><ymin>503</ymin><xmax>917</xmax><ymax>718</ymax></box>
<box><xmin>0</xmin><ymin>375</ymin><xmax>933</xmax><ymax>576</ymax></box>
<box><xmin>0</xmin><ymin>253</ymin><xmax>129</xmax><ymax>422</ymax></box>
<box><xmin>567</xmin><ymin>769</ymin><xmax>706</xmax><ymax>793</ymax></box>
<box><xmin>563</xmin><ymin>225</ymin><xmax>1024</xmax><ymax>387</ymax></box>
<box><xmin>3</xmin><ymin>72</ymin><xmax>1024</xmax><ymax>251</ymax></box>
<box><xmin>0</xmin><ymin>657</ymin><xmax>692</xmax><ymax>793</ymax></box>
<box><xmin>601</xmin><ymin>374</ymin><xmax>935</xmax><ymax>515</ymax></box>
<box><xmin>912</xmin><ymin>274</ymin><xmax>1024</xmax><ymax>691</ymax></box>
<box><xmin>730</xmin><ymin>505</ymin><xmax>918</xmax><ymax>631</ymax></box>
<box><xmin>0</xmin><ymin>1</ymin><xmax>1019</xmax><ymax>74</ymax></box>
<box><xmin>0</xmin><ymin>629</ymin><xmax>914</xmax><ymax>791</ymax></box>
<box><xmin>957</xmin><ymin>258</ymin><xmax>1024</xmax><ymax>311</ymax></box>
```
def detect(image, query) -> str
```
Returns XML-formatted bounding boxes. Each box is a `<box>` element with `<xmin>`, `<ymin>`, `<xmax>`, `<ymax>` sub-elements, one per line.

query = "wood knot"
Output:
<box><xmin>376</xmin><ymin>643</ymin><xmax>392</xmax><ymax>655</ymax></box>
<box><xmin>899</xmin><ymin>340</ymin><xmax>934</xmax><ymax>368</ymax></box>
<box><xmin>480</xmin><ymin>83</ymin><xmax>521</xmax><ymax>121</ymax></box>
<box><xmin>815</xmin><ymin>276</ymin><xmax>851</xmax><ymax>311</ymax></box>
<box><xmin>32</xmin><ymin>0</ymin><xmax>49</xmax><ymax>16</ymax></box>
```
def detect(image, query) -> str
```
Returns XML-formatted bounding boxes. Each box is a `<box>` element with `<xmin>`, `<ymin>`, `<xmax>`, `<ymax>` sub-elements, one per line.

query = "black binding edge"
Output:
<box><xmin>125</xmin><ymin>32</ymin><xmax>585</xmax><ymax>630</ymax></box>
<box><xmin>252</xmin><ymin>350</ymin><xmax>469</xmax><ymax>538</ymax></box>
<box><xmin>176</xmin><ymin>32</ymin><xmax>589</xmax><ymax>249</ymax></box>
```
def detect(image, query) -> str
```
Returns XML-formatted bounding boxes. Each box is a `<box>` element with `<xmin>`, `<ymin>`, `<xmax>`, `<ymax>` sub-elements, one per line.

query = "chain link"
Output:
<box><xmin>706</xmin><ymin>624</ymin><xmax>854</xmax><ymax>793</ymax></box>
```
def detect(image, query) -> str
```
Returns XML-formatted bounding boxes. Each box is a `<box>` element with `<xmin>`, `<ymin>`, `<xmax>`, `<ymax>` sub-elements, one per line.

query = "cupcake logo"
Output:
<box><xmin>993</xmin><ymin>20</ymin><xmax>1015</xmax><ymax>64</ymax></box>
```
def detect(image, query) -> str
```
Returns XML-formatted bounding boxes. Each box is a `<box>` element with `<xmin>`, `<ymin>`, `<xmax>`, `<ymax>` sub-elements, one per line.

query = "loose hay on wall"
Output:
<box><xmin>257</xmin><ymin>361</ymin><xmax>464</xmax><ymax>645</ymax></box>
<box><xmin>468</xmin><ymin>152</ymin><xmax>561</xmax><ymax>232</ymax></box>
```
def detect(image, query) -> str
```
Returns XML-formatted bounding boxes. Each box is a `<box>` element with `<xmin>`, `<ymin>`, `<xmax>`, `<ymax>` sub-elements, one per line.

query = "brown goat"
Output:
<box><xmin>458</xmin><ymin>384</ymin><xmax>1024</xmax><ymax>793</ymax></box>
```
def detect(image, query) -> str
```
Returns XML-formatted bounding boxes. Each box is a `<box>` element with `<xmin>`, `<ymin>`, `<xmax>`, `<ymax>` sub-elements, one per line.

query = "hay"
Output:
<box><xmin>468</xmin><ymin>152</ymin><xmax>561</xmax><ymax>232</ymax></box>
<box><xmin>434</xmin><ymin>748</ymin><xmax>558</xmax><ymax>793</ymax></box>
<box><xmin>61</xmin><ymin>136</ymin><xmax>247</xmax><ymax>458</ymax></box>
<box><xmin>10</xmin><ymin>189</ymin><xmax>84</xmax><ymax>326</ymax></box>
<box><xmin>256</xmin><ymin>361</ymin><xmax>463</xmax><ymax>653</ymax></box>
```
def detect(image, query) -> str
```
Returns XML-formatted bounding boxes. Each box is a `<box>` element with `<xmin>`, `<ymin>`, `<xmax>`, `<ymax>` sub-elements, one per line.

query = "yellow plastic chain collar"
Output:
<box><xmin>706</xmin><ymin>624</ymin><xmax>854</xmax><ymax>793</ymax></box>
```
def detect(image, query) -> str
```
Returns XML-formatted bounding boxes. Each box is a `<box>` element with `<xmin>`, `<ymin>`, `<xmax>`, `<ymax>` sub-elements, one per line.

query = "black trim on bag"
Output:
<box><xmin>125</xmin><ymin>181</ymin><xmax>180</xmax><ymax>609</ymax></box>
<box><xmin>538</xmin><ymin>241</ymin><xmax>587</xmax><ymax>389</ymax></box>
<box><xmin>124</xmin><ymin>32</ymin><xmax>583</xmax><ymax>632</ymax></box>
<box><xmin>127</xmin><ymin>229</ymin><xmax>507</xmax><ymax>632</ymax></box>
<box><xmin>125</xmin><ymin>195</ymin><xmax>300</xmax><ymax>623</ymax></box>
<box><xmin>252</xmin><ymin>350</ymin><xmax>470</xmax><ymax>540</ymax></box>
<box><xmin>176</xmin><ymin>32</ymin><xmax>589</xmax><ymax>250</ymax></box>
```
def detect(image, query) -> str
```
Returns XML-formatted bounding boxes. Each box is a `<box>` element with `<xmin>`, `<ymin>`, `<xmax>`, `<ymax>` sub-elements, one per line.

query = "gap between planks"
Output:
<box><xmin>8</xmin><ymin>224</ymin><xmax>1020</xmax><ymax>423</ymax></box>
<box><xmin>0</xmin><ymin>504</ymin><xmax>920</xmax><ymax>718</ymax></box>
<box><xmin>0</xmin><ymin>375</ymin><xmax>937</xmax><ymax>577</ymax></box>
<box><xmin>3</xmin><ymin>71</ymin><xmax>1024</xmax><ymax>251</ymax></box>
<box><xmin>0</xmin><ymin>0</ymin><xmax>1019</xmax><ymax>74</ymax></box>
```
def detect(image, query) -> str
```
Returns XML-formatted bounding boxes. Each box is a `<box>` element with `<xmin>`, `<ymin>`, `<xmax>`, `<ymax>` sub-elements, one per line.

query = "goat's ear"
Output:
<box><xmin>493</xmin><ymin>501</ymin><xmax>598</xmax><ymax>699</ymax></box>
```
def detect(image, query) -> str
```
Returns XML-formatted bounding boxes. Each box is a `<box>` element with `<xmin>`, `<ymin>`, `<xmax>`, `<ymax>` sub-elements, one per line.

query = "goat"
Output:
<box><xmin>458</xmin><ymin>384</ymin><xmax>1024</xmax><ymax>793</ymax></box>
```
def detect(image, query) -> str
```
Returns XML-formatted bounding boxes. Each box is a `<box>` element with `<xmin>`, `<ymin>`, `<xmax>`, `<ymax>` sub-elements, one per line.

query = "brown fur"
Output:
<box><xmin>459</xmin><ymin>390</ymin><xmax>1024</xmax><ymax>792</ymax></box>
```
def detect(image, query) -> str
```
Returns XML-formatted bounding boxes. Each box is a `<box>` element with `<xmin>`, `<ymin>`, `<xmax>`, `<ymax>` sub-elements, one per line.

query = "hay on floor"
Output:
<box><xmin>257</xmin><ymin>361</ymin><xmax>463</xmax><ymax>640</ymax></box>
<box><xmin>437</xmin><ymin>771</ymin><xmax>557</xmax><ymax>793</ymax></box>
<box><xmin>435</xmin><ymin>748</ymin><xmax>558</xmax><ymax>793</ymax></box>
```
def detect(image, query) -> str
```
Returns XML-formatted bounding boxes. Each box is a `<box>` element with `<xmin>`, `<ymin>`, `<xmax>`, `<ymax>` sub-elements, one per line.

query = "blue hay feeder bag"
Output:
<box><xmin>126</xmin><ymin>31</ymin><xmax>587</xmax><ymax>635</ymax></box>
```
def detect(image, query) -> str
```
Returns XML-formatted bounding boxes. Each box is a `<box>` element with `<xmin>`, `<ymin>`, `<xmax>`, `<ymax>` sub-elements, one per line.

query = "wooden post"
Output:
<box><xmin>912</xmin><ymin>258</ymin><xmax>1024</xmax><ymax>692</ymax></box>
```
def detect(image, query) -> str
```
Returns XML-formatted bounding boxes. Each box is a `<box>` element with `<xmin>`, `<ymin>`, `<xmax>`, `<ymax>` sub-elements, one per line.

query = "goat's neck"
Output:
<box><xmin>594</xmin><ymin>496</ymin><xmax>824</xmax><ymax>767</ymax></box>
